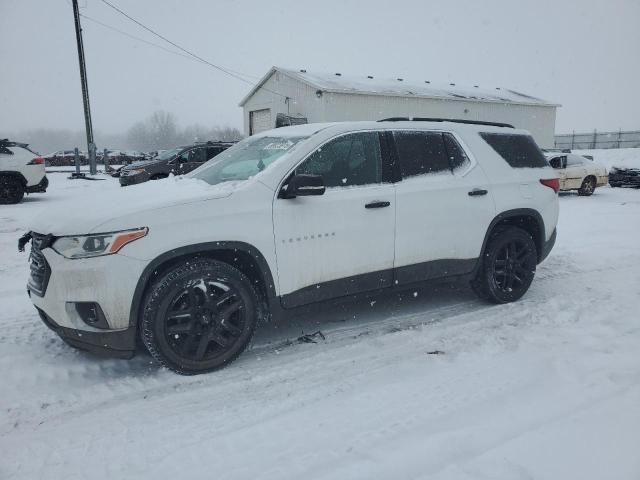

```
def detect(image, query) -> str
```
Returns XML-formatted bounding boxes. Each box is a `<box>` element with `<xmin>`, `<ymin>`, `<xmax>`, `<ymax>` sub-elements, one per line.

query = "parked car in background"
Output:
<box><xmin>119</xmin><ymin>141</ymin><xmax>234</xmax><ymax>186</ymax></box>
<box><xmin>0</xmin><ymin>139</ymin><xmax>48</xmax><ymax>204</ymax></box>
<box><xmin>609</xmin><ymin>166</ymin><xmax>640</xmax><ymax>188</ymax></box>
<box><xmin>545</xmin><ymin>152</ymin><xmax>607</xmax><ymax>196</ymax></box>
<box><xmin>43</xmin><ymin>150</ymin><xmax>87</xmax><ymax>167</ymax></box>
<box><xmin>103</xmin><ymin>150</ymin><xmax>149</xmax><ymax>166</ymax></box>
<box><xmin>23</xmin><ymin>120</ymin><xmax>558</xmax><ymax>374</ymax></box>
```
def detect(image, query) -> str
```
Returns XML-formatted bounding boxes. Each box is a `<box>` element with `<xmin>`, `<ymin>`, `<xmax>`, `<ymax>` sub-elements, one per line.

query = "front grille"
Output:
<box><xmin>28</xmin><ymin>233</ymin><xmax>53</xmax><ymax>296</ymax></box>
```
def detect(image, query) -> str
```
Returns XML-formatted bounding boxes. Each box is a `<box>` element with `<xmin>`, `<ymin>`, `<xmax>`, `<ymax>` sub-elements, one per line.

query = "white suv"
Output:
<box><xmin>23</xmin><ymin>120</ymin><xmax>559</xmax><ymax>374</ymax></box>
<box><xmin>1</xmin><ymin>139</ymin><xmax>48</xmax><ymax>204</ymax></box>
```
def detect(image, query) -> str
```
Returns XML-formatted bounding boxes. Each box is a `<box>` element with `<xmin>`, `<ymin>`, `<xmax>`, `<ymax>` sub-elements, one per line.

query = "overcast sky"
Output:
<box><xmin>1</xmin><ymin>0</ymin><xmax>639</xmax><ymax>135</ymax></box>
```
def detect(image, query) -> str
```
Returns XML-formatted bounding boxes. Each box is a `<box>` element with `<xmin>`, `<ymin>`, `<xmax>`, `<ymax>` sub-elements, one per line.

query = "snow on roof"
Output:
<box><xmin>239</xmin><ymin>67</ymin><xmax>559</xmax><ymax>107</ymax></box>
<box><xmin>251</xmin><ymin>122</ymin><xmax>335</xmax><ymax>138</ymax></box>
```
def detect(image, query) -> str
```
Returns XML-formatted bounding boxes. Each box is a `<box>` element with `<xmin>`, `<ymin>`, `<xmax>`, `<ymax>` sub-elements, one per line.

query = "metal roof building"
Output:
<box><xmin>239</xmin><ymin>67</ymin><xmax>559</xmax><ymax>147</ymax></box>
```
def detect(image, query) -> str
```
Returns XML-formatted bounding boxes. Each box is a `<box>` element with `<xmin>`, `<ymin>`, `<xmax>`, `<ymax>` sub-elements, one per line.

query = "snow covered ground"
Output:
<box><xmin>1</xmin><ymin>159</ymin><xmax>640</xmax><ymax>479</ymax></box>
<box><xmin>574</xmin><ymin>147</ymin><xmax>640</xmax><ymax>169</ymax></box>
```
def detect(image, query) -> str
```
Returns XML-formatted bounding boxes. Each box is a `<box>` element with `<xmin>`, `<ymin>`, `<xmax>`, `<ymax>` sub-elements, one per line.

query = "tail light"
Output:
<box><xmin>540</xmin><ymin>178</ymin><xmax>560</xmax><ymax>193</ymax></box>
<box><xmin>28</xmin><ymin>157</ymin><xmax>45</xmax><ymax>165</ymax></box>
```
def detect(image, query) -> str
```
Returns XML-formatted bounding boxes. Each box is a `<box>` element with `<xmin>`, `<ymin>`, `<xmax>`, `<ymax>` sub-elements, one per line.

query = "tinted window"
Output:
<box><xmin>480</xmin><ymin>133</ymin><xmax>548</xmax><ymax>168</ymax></box>
<box><xmin>548</xmin><ymin>156</ymin><xmax>564</xmax><ymax>169</ymax></box>
<box><xmin>393</xmin><ymin>131</ymin><xmax>450</xmax><ymax>178</ymax></box>
<box><xmin>443</xmin><ymin>133</ymin><xmax>471</xmax><ymax>171</ymax></box>
<box><xmin>207</xmin><ymin>146</ymin><xmax>224</xmax><ymax>159</ymax></box>
<box><xmin>187</xmin><ymin>148</ymin><xmax>207</xmax><ymax>163</ymax></box>
<box><xmin>175</xmin><ymin>150</ymin><xmax>190</xmax><ymax>163</ymax></box>
<box><xmin>297</xmin><ymin>132</ymin><xmax>382</xmax><ymax>187</ymax></box>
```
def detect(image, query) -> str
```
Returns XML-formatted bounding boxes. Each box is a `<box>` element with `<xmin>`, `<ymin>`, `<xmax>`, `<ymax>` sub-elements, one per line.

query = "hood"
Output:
<box><xmin>28</xmin><ymin>177</ymin><xmax>241</xmax><ymax>236</ymax></box>
<box><xmin>122</xmin><ymin>159</ymin><xmax>166</xmax><ymax>170</ymax></box>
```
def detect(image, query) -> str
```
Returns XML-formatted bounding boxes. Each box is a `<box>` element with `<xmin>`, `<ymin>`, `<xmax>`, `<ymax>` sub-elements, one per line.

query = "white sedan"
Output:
<box><xmin>546</xmin><ymin>153</ymin><xmax>608</xmax><ymax>196</ymax></box>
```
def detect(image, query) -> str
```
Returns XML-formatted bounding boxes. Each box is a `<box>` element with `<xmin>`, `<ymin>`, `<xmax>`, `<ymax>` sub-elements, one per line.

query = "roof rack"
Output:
<box><xmin>377</xmin><ymin>117</ymin><xmax>515</xmax><ymax>128</ymax></box>
<box><xmin>0</xmin><ymin>139</ymin><xmax>30</xmax><ymax>148</ymax></box>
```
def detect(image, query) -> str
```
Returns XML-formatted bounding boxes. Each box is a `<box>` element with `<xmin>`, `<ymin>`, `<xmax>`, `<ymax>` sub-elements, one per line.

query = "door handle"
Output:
<box><xmin>468</xmin><ymin>189</ymin><xmax>488</xmax><ymax>197</ymax></box>
<box><xmin>365</xmin><ymin>201</ymin><xmax>391</xmax><ymax>209</ymax></box>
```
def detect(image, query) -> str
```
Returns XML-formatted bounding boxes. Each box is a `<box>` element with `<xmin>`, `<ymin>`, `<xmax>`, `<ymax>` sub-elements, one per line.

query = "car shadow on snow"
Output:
<box><xmin>250</xmin><ymin>280</ymin><xmax>480</xmax><ymax>353</ymax></box>
<box><xmin>39</xmin><ymin>281</ymin><xmax>480</xmax><ymax>380</ymax></box>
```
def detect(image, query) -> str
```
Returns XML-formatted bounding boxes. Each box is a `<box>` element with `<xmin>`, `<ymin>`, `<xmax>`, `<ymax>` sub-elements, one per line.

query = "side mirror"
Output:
<box><xmin>281</xmin><ymin>174</ymin><xmax>326</xmax><ymax>199</ymax></box>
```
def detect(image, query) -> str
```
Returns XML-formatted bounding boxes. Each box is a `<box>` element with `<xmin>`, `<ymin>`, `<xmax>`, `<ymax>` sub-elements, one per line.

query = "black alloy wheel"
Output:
<box><xmin>491</xmin><ymin>237</ymin><xmax>537</xmax><ymax>295</ymax></box>
<box><xmin>471</xmin><ymin>226</ymin><xmax>537</xmax><ymax>304</ymax></box>
<box><xmin>0</xmin><ymin>176</ymin><xmax>25</xmax><ymax>204</ymax></box>
<box><xmin>142</xmin><ymin>259</ymin><xmax>259</xmax><ymax>374</ymax></box>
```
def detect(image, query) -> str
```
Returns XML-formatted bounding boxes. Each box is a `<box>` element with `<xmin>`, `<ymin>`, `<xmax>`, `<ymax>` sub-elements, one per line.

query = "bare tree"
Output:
<box><xmin>148</xmin><ymin>111</ymin><xmax>178</xmax><ymax>149</ymax></box>
<box><xmin>211</xmin><ymin>126</ymin><xmax>243</xmax><ymax>142</ymax></box>
<box><xmin>12</xmin><ymin>111</ymin><xmax>244</xmax><ymax>153</ymax></box>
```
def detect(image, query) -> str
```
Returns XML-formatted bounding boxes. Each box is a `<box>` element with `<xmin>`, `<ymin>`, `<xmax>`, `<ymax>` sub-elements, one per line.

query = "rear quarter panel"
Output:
<box><xmin>458</xmin><ymin>128</ymin><xmax>559</xmax><ymax>242</ymax></box>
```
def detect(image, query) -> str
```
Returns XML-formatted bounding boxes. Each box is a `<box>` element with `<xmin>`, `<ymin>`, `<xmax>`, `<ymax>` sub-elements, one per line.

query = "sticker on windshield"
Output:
<box><xmin>264</xmin><ymin>140</ymin><xmax>294</xmax><ymax>150</ymax></box>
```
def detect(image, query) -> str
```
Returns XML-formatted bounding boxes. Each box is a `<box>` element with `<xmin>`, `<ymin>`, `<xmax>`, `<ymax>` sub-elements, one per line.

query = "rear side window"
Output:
<box><xmin>442</xmin><ymin>133</ymin><xmax>471</xmax><ymax>171</ymax></box>
<box><xmin>188</xmin><ymin>147</ymin><xmax>207</xmax><ymax>163</ymax></box>
<box><xmin>393</xmin><ymin>131</ymin><xmax>449</xmax><ymax>178</ymax></box>
<box><xmin>566</xmin><ymin>154</ymin><xmax>584</xmax><ymax>167</ymax></box>
<box><xmin>480</xmin><ymin>133</ymin><xmax>548</xmax><ymax>168</ymax></box>
<box><xmin>206</xmin><ymin>146</ymin><xmax>224</xmax><ymax>159</ymax></box>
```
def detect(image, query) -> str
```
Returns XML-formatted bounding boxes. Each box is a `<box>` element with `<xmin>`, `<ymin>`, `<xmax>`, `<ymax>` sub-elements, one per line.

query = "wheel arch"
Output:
<box><xmin>478</xmin><ymin>209</ymin><xmax>546</xmax><ymax>265</ymax></box>
<box><xmin>0</xmin><ymin>171</ymin><xmax>27</xmax><ymax>185</ymax></box>
<box><xmin>129</xmin><ymin>241</ymin><xmax>279</xmax><ymax>329</ymax></box>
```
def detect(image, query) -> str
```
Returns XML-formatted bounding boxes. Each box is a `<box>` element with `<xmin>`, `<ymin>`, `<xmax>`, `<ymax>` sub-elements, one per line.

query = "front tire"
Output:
<box><xmin>471</xmin><ymin>226</ymin><xmax>537</xmax><ymax>304</ymax></box>
<box><xmin>578</xmin><ymin>176</ymin><xmax>596</xmax><ymax>196</ymax></box>
<box><xmin>0</xmin><ymin>175</ymin><xmax>25</xmax><ymax>204</ymax></box>
<box><xmin>141</xmin><ymin>258</ymin><xmax>259</xmax><ymax>375</ymax></box>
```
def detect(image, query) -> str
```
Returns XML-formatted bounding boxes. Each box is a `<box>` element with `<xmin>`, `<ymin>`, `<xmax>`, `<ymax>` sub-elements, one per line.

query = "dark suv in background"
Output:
<box><xmin>119</xmin><ymin>141</ymin><xmax>234</xmax><ymax>186</ymax></box>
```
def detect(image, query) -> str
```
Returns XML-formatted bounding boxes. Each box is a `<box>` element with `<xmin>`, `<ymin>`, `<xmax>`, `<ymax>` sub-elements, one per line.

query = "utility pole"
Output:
<box><xmin>71</xmin><ymin>0</ymin><xmax>97</xmax><ymax>175</ymax></box>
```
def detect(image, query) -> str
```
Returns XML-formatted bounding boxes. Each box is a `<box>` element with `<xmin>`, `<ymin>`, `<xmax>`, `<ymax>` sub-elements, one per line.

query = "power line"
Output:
<box><xmin>98</xmin><ymin>0</ymin><xmax>279</xmax><ymax>94</ymax></box>
<box><xmin>79</xmin><ymin>13</ymin><xmax>210</xmax><ymax>65</ymax></box>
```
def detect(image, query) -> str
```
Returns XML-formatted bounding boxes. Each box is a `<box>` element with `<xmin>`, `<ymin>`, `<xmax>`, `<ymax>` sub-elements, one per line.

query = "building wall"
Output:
<box><xmin>243</xmin><ymin>71</ymin><xmax>328</xmax><ymax>134</ymax></box>
<box><xmin>243</xmin><ymin>73</ymin><xmax>557</xmax><ymax>148</ymax></box>
<box><xmin>324</xmin><ymin>92</ymin><xmax>557</xmax><ymax>148</ymax></box>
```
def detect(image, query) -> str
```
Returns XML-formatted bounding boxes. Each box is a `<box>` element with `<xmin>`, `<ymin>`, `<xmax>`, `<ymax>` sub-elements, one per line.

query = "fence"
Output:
<box><xmin>554</xmin><ymin>130</ymin><xmax>640</xmax><ymax>150</ymax></box>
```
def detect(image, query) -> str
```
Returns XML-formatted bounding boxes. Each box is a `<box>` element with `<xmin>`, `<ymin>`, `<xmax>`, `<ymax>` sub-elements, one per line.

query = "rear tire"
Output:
<box><xmin>141</xmin><ymin>258</ymin><xmax>259</xmax><ymax>375</ymax></box>
<box><xmin>578</xmin><ymin>177</ymin><xmax>596</xmax><ymax>196</ymax></box>
<box><xmin>471</xmin><ymin>226</ymin><xmax>537</xmax><ymax>304</ymax></box>
<box><xmin>0</xmin><ymin>175</ymin><xmax>25</xmax><ymax>204</ymax></box>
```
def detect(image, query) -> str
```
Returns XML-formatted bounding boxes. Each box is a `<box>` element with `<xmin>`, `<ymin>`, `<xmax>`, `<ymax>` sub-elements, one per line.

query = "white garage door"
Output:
<box><xmin>250</xmin><ymin>109</ymin><xmax>272</xmax><ymax>135</ymax></box>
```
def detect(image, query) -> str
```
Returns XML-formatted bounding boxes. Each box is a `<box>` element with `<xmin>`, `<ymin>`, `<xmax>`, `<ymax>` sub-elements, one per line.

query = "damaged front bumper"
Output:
<box><xmin>33</xmin><ymin>304</ymin><xmax>136</xmax><ymax>359</ymax></box>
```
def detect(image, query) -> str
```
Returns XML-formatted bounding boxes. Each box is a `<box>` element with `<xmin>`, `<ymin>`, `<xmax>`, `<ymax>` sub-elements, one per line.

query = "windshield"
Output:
<box><xmin>155</xmin><ymin>147</ymin><xmax>183</xmax><ymax>161</ymax></box>
<box><xmin>191</xmin><ymin>135</ymin><xmax>308</xmax><ymax>185</ymax></box>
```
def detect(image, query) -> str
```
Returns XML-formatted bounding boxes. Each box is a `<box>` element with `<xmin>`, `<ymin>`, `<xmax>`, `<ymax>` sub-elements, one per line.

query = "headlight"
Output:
<box><xmin>52</xmin><ymin>227</ymin><xmax>148</xmax><ymax>259</ymax></box>
<box><xmin>126</xmin><ymin>169</ymin><xmax>146</xmax><ymax>176</ymax></box>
